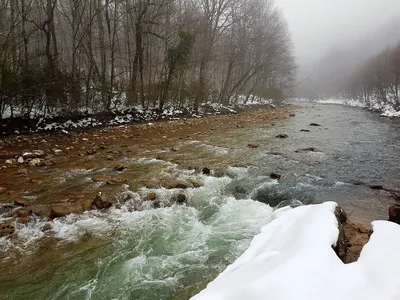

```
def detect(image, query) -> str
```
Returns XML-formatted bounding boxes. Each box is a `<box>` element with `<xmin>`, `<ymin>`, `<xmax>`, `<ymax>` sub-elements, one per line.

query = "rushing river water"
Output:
<box><xmin>1</xmin><ymin>103</ymin><xmax>400</xmax><ymax>300</ymax></box>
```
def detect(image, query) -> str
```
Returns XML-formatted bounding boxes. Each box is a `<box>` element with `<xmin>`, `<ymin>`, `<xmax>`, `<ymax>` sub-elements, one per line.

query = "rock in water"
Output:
<box><xmin>389</xmin><ymin>204</ymin><xmax>400</xmax><ymax>224</ymax></box>
<box><xmin>163</xmin><ymin>180</ymin><xmax>191</xmax><ymax>189</ymax></box>
<box><xmin>173</xmin><ymin>193</ymin><xmax>187</xmax><ymax>204</ymax></box>
<box><xmin>202</xmin><ymin>167</ymin><xmax>211</xmax><ymax>175</ymax></box>
<box><xmin>270</xmin><ymin>173</ymin><xmax>282</xmax><ymax>180</ymax></box>
<box><xmin>28</xmin><ymin>158</ymin><xmax>42</xmax><ymax>167</ymax></box>
<box><xmin>23</xmin><ymin>150</ymin><xmax>45</xmax><ymax>159</ymax></box>
<box><xmin>144</xmin><ymin>192</ymin><xmax>157</xmax><ymax>201</ymax></box>
<box><xmin>93</xmin><ymin>194</ymin><xmax>113</xmax><ymax>209</ymax></box>
<box><xmin>114</xmin><ymin>164</ymin><xmax>127</xmax><ymax>171</ymax></box>
<box><xmin>0</xmin><ymin>220</ymin><xmax>15</xmax><ymax>237</ymax></box>
<box><xmin>310</xmin><ymin>123</ymin><xmax>321</xmax><ymax>126</ymax></box>
<box><xmin>247</xmin><ymin>143</ymin><xmax>259</xmax><ymax>148</ymax></box>
<box><xmin>276</xmin><ymin>134</ymin><xmax>288</xmax><ymax>138</ymax></box>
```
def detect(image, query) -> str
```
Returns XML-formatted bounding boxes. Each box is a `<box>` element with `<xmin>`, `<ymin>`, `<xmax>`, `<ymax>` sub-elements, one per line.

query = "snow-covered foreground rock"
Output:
<box><xmin>192</xmin><ymin>202</ymin><xmax>400</xmax><ymax>300</ymax></box>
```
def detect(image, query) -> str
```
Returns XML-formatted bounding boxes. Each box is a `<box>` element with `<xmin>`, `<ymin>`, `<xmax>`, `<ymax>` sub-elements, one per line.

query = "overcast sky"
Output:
<box><xmin>275</xmin><ymin>0</ymin><xmax>400</xmax><ymax>65</ymax></box>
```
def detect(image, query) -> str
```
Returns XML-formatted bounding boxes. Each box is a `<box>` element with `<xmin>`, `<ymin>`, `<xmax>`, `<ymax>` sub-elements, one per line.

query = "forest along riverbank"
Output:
<box><xmin>0</xmin><ymin>103</ymin><xmax>400</xmax><ymax>300</ymax></box>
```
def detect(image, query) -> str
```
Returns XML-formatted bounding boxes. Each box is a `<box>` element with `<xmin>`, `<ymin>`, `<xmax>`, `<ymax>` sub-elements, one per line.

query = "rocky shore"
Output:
<box><xmin>0</xmin><ymin>105</ymin><xmax>294</xmax><ymax>238</ymax></box>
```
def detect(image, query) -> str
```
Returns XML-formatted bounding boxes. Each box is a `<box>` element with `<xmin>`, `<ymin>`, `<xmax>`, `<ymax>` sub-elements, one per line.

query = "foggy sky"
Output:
<box><xmin>275</xmin><ymin>0</ymin><xmax>400</xmax><ymax>65</ymax></box>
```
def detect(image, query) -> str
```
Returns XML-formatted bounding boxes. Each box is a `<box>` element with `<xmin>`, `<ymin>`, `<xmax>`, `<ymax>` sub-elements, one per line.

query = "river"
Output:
<box><xmin>1</xmin><ymin>103</ymin><xmax>399</xmax><ymax>299</ymax></box>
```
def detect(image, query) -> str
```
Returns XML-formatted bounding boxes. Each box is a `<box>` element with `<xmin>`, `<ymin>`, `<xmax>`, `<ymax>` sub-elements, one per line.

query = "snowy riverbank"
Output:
<box><xmin>0</xmin><ymin>96</ymin><xmax>274</xmax><ymax>135</ymax></box>
<box><xmin>192</xmin><ymin>202</ymin><xmax>400</xmax><ymax>300</ymax></box>
<box><xmin>295</xmin><ymin>98</ymin><xmax>400</xmax><ymax>118</ymax></box>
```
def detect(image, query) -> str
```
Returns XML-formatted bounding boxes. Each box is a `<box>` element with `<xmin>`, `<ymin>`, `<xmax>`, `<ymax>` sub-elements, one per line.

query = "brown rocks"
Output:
<box><xmin>17</xmin><ymin>168</ymin><xmax>28</xmax><ymax>175</ymax></box>
<box><xmin>114</xmin><ymin>164</ymin><xmax>127</xmax><ymax>171</ymax></box>
<box><xmin>333</xmin><ymin>206</ymin><xmax>371</xmax><ymax>264</ymax></box>
<box><xmin>106</xmin><ymin>177</ymin><xmax>127</xmax><ymax>185</ymax></box>
<box><xmin>18</xmin><ymin>216</ymin><xmax>32</xmax><ymax>224</ymax></box>
<box><xmin>202</xmin><ymin>167</ymin><xmax>211</xmax><ymax>175</ymax></box>
<box><xmin>15</xmin><ymin>208</ymin><xmax>30</xmax><ymax>218</ymax></box>
<box><xmin>0</xmin><ymin>220</ymin><xmax>15</xmax><ymax>237</ymax></box>
<box><xmin>49</xmin><ymin>204</ymin><xmax>83</xmax><ymax>219</ymax></box>
<box><xmin>92</xmin><ymin>194</ymin><xmax>113</xmax><ymax>209</ymax></box>
<box><xmin>22</xmin><ymin>150</ymin><xmax>45</xmax><ymax>159</ymax></box>
<box><xmin>163</xmin><ymin>180</ymin><xmax>191</xmax><ymax>189</ymax></box>
<box><xmin>28</xmin><ymin>158</ymin><xmax>43</xmax><ymax>167</ymax></box>
<box><xmin>388</xmin><ymin>204</ymin><xmax>400</xmax><ymax>224</ymax></box>
<box><xmin>144</xmin><ymin>192</ymin><xmax>157</xmax><ymax>201</ymax></box>
<box><xmin>173</xmin><ymin>193</ymin><xmax>187</xmax><ymax>204</ymax></box>
<box><xmin>14</xmin><ymin>198</ymin><xmax>30</xmax><ymax>207</ymax></box>
<box><xmin>270</xmin><ymin>173</ymin><xmax>282</xmax><ymax>180</ymax></box>
<box><xmin>289</xmin><ymin>113</ymin><xmax>296</xmax><ymax>117</ymax></box>
<box><xmin>92</xmin><ymin>176</ymin><xmax>107</xmax><ymax>182</ymax></box>
<box><xmin>41</xmin><ymin>223</ymin><xmax>52</xmax><ymax>231</ymax></box>
<box><xmin>247</xmin><ymin>143</ymin><xmax>259</xmax><ymax>149</ymax></box>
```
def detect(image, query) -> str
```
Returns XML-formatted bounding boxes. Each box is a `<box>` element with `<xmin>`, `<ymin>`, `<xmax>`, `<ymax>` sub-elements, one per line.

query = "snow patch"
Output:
<box><xmin>192</xmin><ymin>202</ymin><xmax>400</xmax><ymax>300</ymax></box>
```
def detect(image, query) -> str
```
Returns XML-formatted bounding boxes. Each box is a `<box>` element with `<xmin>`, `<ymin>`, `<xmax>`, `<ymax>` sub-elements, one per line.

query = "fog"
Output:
<box><xmin>276</xmin><ymin>0</ymin><xmax>400</xmax><ymax>66</ymax></box>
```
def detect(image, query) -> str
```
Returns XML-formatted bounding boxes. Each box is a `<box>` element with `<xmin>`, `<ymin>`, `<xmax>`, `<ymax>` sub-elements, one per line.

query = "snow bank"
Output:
<box><xmin>191</xmin><ymin>202</ymin><xmax>400</xmax><ymax>300</ymax></box>
<box><xmin>295</xmin><ymin>98</ymin><xmax>400</xmax><ymax>118</ymax></box>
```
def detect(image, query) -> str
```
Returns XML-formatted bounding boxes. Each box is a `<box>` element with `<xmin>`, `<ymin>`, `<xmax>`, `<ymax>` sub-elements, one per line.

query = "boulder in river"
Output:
<box><xmin>0</xmin><ymin>220</ymin><xmax>15</xmax><ymax>237</ymax></box>
<box><xmin>144</xmin><ymin>192</ymin><xmax>157</xmax><ymax>201</ymax></box>
<box><xmin>247</xmin><ymin>143</ymin><xmax>259</xmax><ymax>148</ymax></box>
<box><xmin>163</xmin><ymin>180</ymin><xmax>191</xmax><ymax>189</ymax></box>
<box><xmin>309</xmin><ymin>123</ymin><xmax>321</xmax><ymax>127</ymax></box>
<box><xmin>28</xmin><ymin>158</ymin><xmax>43</xmax><ymax>167</ymax></box>
<box><xmin>202</xmin><ymin>167</ymin><xmax>211</xmax><ymax>175</ymax></box>
<box><xmin>300</xmin><ymin>129</ymin><xmax>311</xmax><ymax>132</ymax></box>
<box><xmin>388</xmin><ymin>204</ymin><xmax>400</xmax><ymax>224</ymax></box>
<box><xmin>295</xmin><ymin>147</ymin><xmax>318</xmax><ymax>153</ymax></box>
<box><xmin>276</xmin><ymin>134</ymin><xmax>288</xmax><ymax>139</ymax></box>
<box><xmin>93</xmin><ymin>194</ymin><xmax>113</xmax><ymax>209</ymax></box>
<box><xmin>172</xmin><ymin>193</ymin><xmax>187</xmax><ymax>204</ymax></box>
<box><xmin>49</xmin><ymin>204</ymin><xmax>84</xmax><ymax>219</ymax></box>
<box><xmin>22</xmin><ymin>150</ymin><xmax>45</xmax><ymax>159</ymax></box>
<box><xmin>270</xmin><ymin>173</ymin><xmax>282</xmax><ymax>180</ymax></box>
<box><xmin>114</xmin><ymin>164</ymin><xmax>127</xmax><ymax>172</ymax></box>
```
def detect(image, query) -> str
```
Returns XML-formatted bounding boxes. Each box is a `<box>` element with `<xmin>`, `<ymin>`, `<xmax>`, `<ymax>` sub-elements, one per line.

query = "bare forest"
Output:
<box><xmin>345</xmin><ymin>44</ymin><xmax>400</xmax><ymax>111</ymax></box>
<box><xmin>0</xmin><ymin>0</ymin><xmax>296</xmax><ymax>119</ymax></box>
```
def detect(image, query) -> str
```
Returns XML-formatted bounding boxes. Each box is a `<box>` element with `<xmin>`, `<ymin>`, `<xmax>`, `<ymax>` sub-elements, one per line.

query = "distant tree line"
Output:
<box><xmin>343</xmin><ymin>44</ymin><xmax>400</xmax><ymax>110</ymax></box>
<box><xmin>0</xmin><ymin>0</ymin><xmax>296</xmax><ymax>119</ymax></box>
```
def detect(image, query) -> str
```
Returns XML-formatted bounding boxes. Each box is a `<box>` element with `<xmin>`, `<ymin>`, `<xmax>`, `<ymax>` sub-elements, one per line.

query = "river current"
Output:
<box><xmin>1</xmin><ymin>103</ymin><xmax>399</xmax><ymax>299</ymax></box>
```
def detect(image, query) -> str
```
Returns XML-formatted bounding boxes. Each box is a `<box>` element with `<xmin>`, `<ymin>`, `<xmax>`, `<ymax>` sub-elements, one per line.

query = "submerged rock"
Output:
<box><xmin>163</xmin><ymin>180</ymin><xmax>191</xmax><ymax>189</ymax></box>
<box><xmin>0</xmin><ymin>220</ymin><xmax>15</xmax><ymax>237</ymax></box>
<box><xmin>295</xmin><ymin>147</ymin><xmax>318</xmax><ymax>153</ymax></box>
<box><xmin>247</xmin><ymin>143</ymin><xmax>259</xmax><ymax>148</ymax></box>
<box><xmin>300</xmin><ymin>129</ymin><xmax>311</xmax><ymax>132</ymax></box>
<box><xmin>309</xmin><ymin>123</ymin><xmax>321</xmax><ymax>126</ymax></box>
<box><xmin>276</xmin><ymin>134</ymin><xmax>288</xmax><ymax>139</ymax></box>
